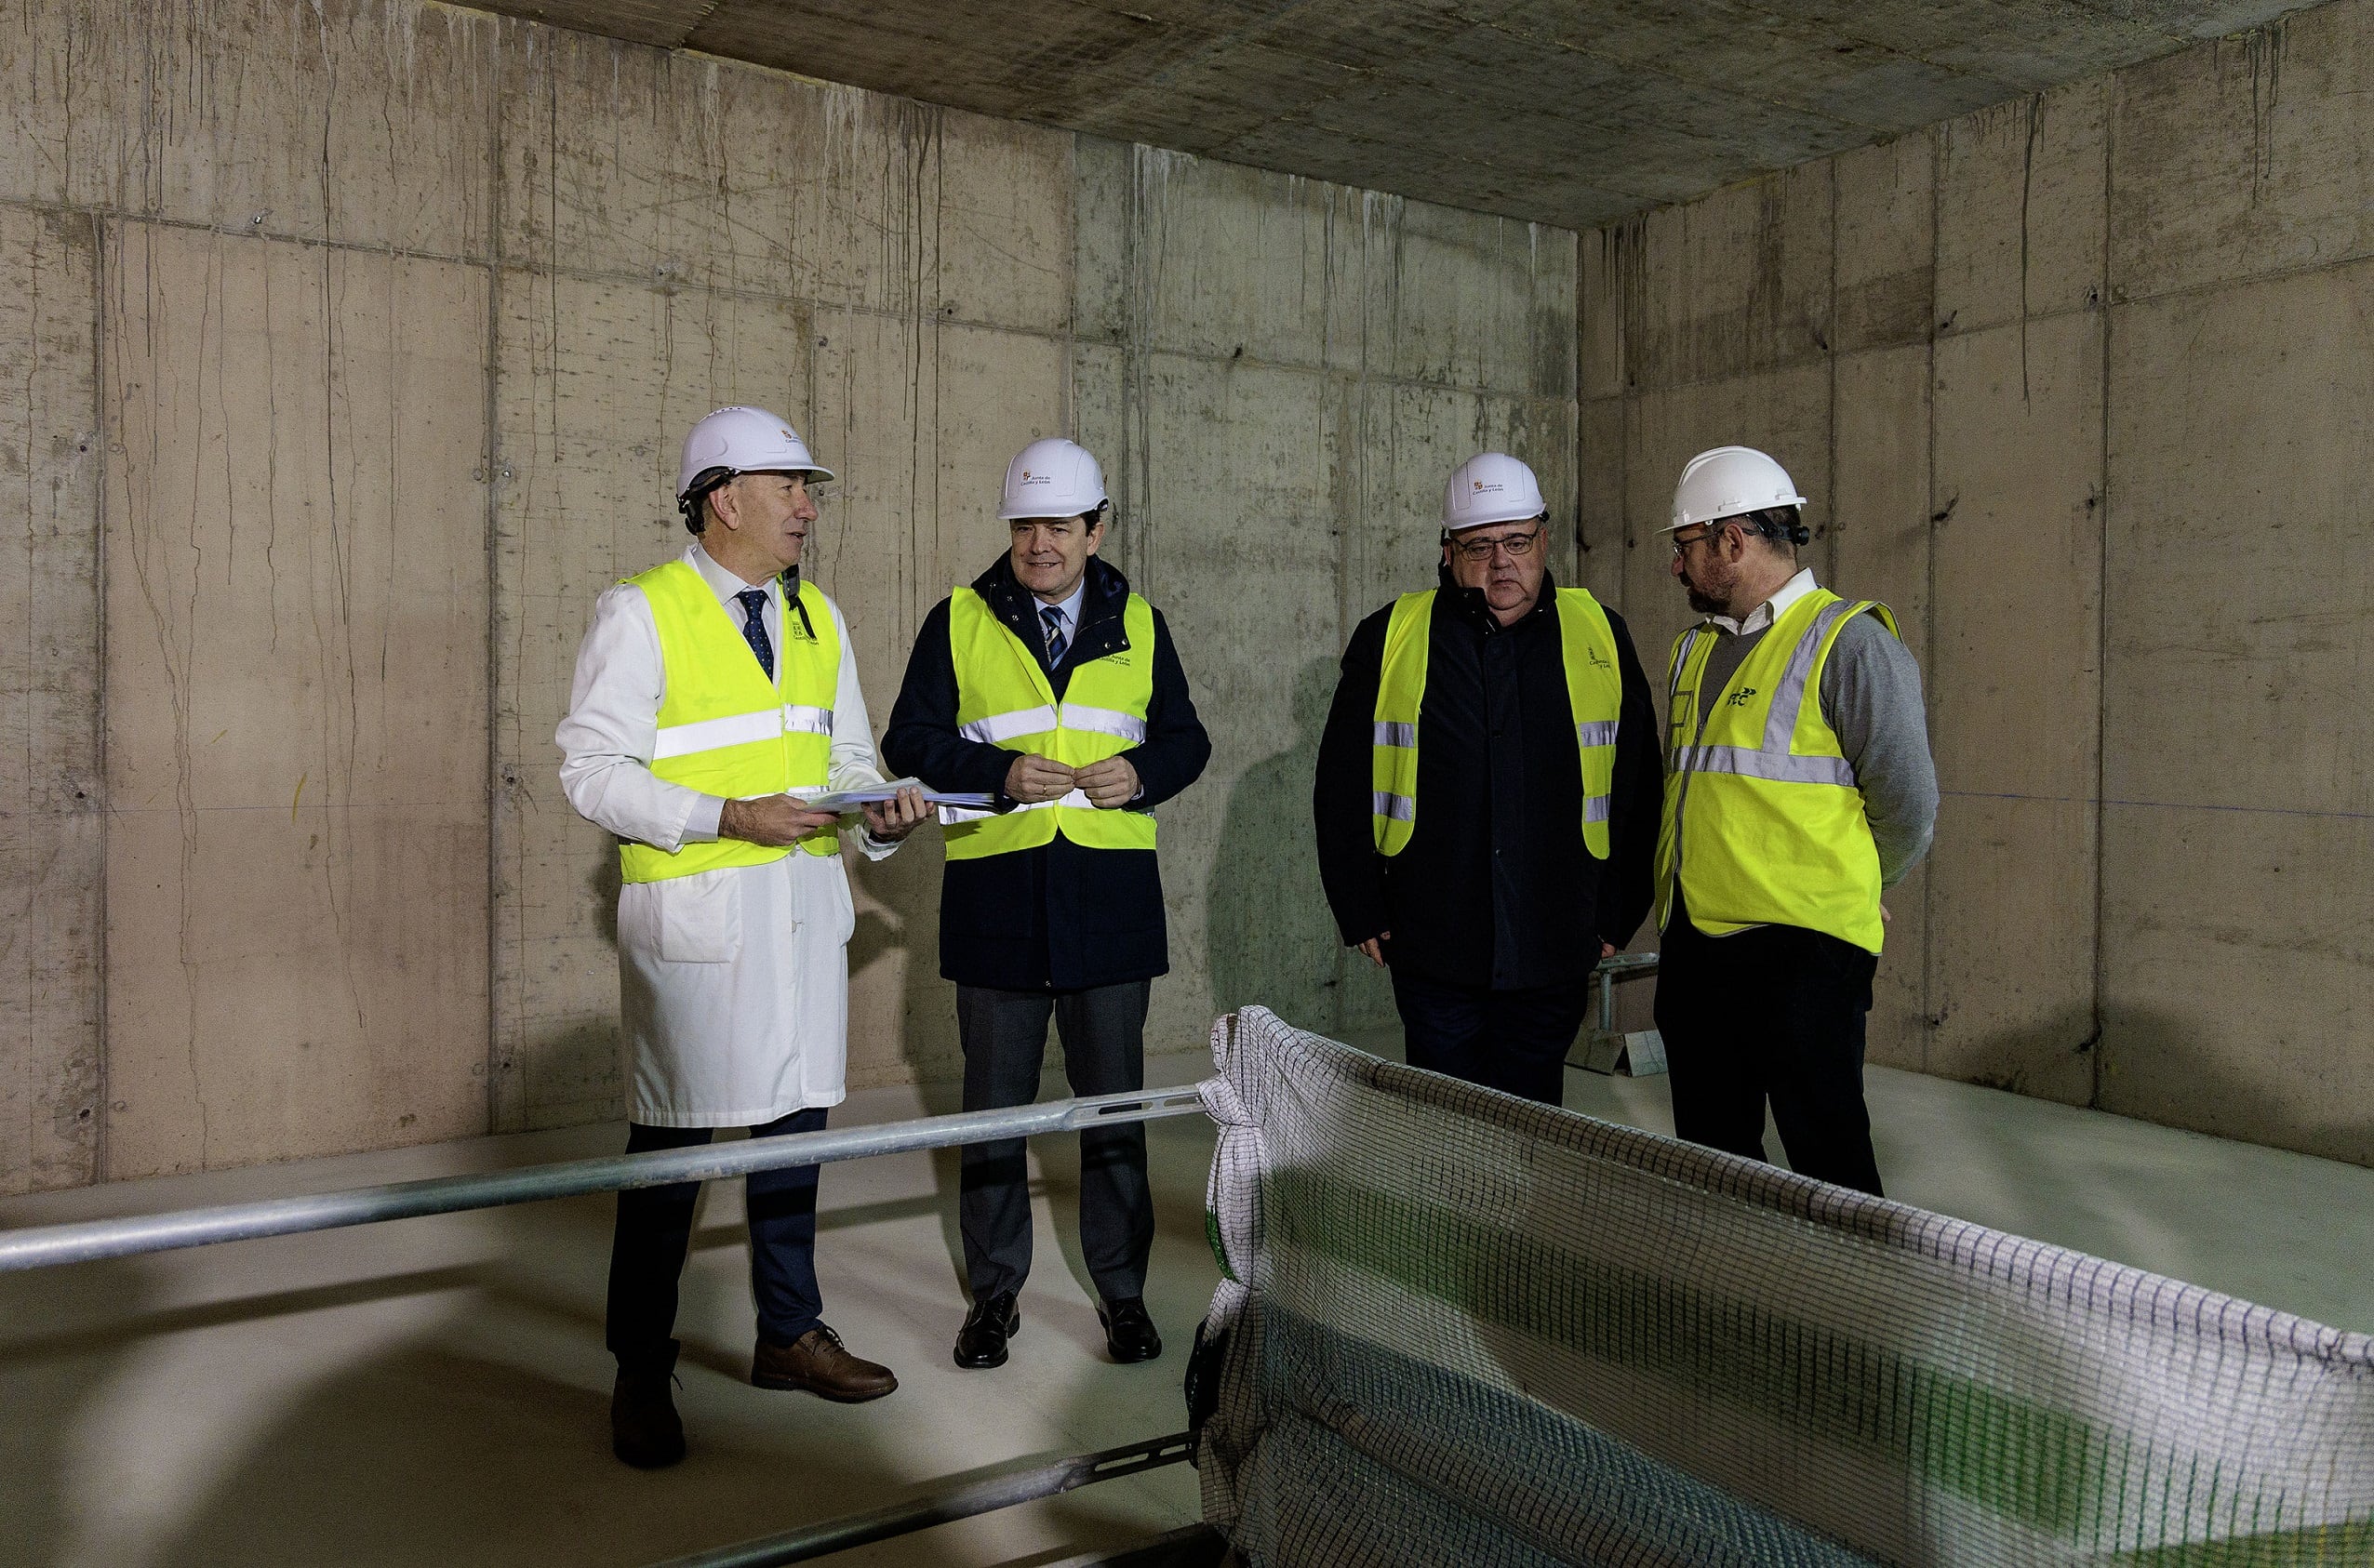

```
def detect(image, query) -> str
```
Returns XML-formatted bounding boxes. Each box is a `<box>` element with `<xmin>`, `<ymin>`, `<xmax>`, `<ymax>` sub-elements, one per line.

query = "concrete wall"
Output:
<box><xmin>1580</xmin><ymin>3</ymin><xmax>2372</xmax><ymax>1167</ymax></box>
<box><xmin>0</xmin><ymin>0</ymin><xmax>1573</xmax><ymax>1191</ymax></box>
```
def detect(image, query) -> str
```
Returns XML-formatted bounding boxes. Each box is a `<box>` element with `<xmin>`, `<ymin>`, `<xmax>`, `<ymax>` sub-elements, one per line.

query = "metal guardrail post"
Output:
<box><xmin>1594</xmin><ymin>950</ymin><xmax>1660</xmax><ymax>1035</ymax></box>
<box><xmin>648</xmin><ymin>1433</ymin><xmax>1196</xmax><ymax>1567</ymax></box>
<box><xmin>0</xmin><ymin>1086</ymin><xmax>1212</xmax><ymax>1274</ymax></box>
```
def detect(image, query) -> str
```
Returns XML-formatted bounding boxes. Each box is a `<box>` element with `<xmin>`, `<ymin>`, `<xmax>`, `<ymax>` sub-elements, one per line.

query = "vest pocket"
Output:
<box><xmin>655</xmin><ymin>870</ymin><xmax>744</xmax><ymax>963</ymax></box>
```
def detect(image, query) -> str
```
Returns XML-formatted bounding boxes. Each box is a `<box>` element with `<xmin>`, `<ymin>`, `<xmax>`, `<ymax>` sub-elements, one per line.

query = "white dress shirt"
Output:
<box><xmin>1700</xmin><ymin>565</ymin><xmax>1817</xmax><ymax>637</ymax></box>
<box><xmin>1034</xmin><ymin>578</ymin><xmax>1087</xmax><ymax>659</ymax></box>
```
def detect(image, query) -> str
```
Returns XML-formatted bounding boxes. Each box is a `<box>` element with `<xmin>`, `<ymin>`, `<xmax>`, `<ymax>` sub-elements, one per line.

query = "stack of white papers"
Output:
<box><xmin>795</xmin><ymin>777</ymin><xmax>994</xmax><ymax>814</ymax></box>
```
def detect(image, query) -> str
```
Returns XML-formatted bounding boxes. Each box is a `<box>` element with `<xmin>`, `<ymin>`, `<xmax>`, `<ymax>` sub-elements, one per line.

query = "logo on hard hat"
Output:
<box><xmin>1472</xmin><ymin>480</ymin><xmax>1501</xmax><ymax>493</ymax></box>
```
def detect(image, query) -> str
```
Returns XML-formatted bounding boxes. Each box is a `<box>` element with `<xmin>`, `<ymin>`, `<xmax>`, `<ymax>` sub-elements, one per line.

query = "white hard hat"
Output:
<box><xmin>1667</xmin><ymin>445</ymin><xmax>1806</xmax><ymax>531</ymax></box>
<box><xmin>1441</xmin><ymin>451</ymin><xmax>1548</xmax><ymax>531</ymax></box>
<box><xmin>999</xmin><ymin>437</ymin><xmax>1108</xmax><ymax>521</ymax></box>
<box><xmin>676</xmin><ymin>405</ymin><xmax>834</xmax><ymax>501</ymax></box>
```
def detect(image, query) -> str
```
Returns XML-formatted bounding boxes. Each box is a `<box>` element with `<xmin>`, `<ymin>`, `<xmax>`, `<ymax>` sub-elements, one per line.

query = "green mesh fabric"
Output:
<box><xmin>1194</xmin><ymin>1007</ymin><xmax>2374</xmax><ymax>1567</ymax></box>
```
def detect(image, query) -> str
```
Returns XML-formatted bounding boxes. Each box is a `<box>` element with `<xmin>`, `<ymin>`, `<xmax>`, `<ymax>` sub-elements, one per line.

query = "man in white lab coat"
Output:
<box><xmin>558</xmin><ymin>405</ymin><xmax>927</xmax><ymax>1469</ymax></box>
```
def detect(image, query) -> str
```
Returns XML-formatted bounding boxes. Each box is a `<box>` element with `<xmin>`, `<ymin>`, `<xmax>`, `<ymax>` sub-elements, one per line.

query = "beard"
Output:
<box><xmin>1684</xmin><ymin>583</ymin><xmax>1723</xmax><ymax>615</ymax></box>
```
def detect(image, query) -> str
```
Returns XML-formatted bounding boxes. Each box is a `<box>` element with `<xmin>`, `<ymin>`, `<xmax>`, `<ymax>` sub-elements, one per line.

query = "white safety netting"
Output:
<box><xmin>1192</xmin><ymin>1007</ymin><xmax>2374</xmax><ymax>1567</ymax></box>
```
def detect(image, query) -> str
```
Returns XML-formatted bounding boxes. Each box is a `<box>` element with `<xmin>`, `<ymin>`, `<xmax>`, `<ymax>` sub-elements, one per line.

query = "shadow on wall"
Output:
<box><xmin>2101</xmin><ymin>999</ymin><xmax>2372</xmax><ymax>1174</ymax></box>
<box><xmin>585</xmin><ymin>855</ymin><xmax>620</xmax><ymax>946</ymax></box>
<box><xmin>1204</xmin><ymin>658</ymin><xmax>1394</xmax><ymax>1041</ymax></box>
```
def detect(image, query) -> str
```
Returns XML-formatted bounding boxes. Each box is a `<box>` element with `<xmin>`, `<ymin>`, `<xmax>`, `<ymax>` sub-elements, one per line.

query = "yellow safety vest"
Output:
<box><xmin>940</xmin><ymin>587</ymin><xmax>1158</xmax><ymax>861</ymax></box>
<box><xmin>617</xmin><ymin>561</ymin><xmax>841</xmax><ymax>884</ymax></box>
<box><xmin>1369</xmin><ymin>588</ymin><xmax>1625</xmax><ymax>858</ymax></box>
<box><xmin>1655</xmin><ymin>589</ymin><xmax>1895</xmax><ymax>953</ymax></box>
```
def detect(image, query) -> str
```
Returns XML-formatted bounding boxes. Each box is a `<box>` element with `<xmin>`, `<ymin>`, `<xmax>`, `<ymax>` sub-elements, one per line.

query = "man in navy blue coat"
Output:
<box><xmin>883</xmin><ymin>438</ymin><xmax>1209</xmax><ymax>1372</ymax></box>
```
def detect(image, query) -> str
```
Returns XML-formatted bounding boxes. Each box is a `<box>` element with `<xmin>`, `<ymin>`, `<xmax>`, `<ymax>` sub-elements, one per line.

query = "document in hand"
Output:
<box><xmin>797</xmin><ymin>777</ymin><xmax>995</xmax><ymax>815</ymax></box>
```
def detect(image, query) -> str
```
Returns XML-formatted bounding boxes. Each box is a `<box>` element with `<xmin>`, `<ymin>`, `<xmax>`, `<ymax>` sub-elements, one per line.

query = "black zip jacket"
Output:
<box><xmin>883</xmin><ymin>555</ymin><xmax>1211</xmax><ymax>991</ymax></box>
<box><xmin>1313</xmin><ymin>566</ymin><xmax>1661</xmax><ymax>990</ymax></box>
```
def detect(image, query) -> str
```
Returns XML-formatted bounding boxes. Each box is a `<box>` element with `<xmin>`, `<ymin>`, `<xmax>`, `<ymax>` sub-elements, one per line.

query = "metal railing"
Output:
<box><xmin>1593</xmin><ymin>950</ymin><xmax>1660</xmax><ymax>1034</ymax></box>
<box><xmin>0</xmin><ymin>962</ymin><xmax>1664</xmax><ymax>1276</ymax></box>
<box><xmin>652</xmin><ymin>1433</ymin><xmax>1200</xmax><ymax>1567</ymax></box>
<box><xmin>0</xmin><ymin>1084</ymin><xmax>1212</xmax><ymax>1274</ymax></box>
<box><xmin>0</xmin><ymin>989</ymin><xmax>1663</xmax><ymax>1562</ymax></box>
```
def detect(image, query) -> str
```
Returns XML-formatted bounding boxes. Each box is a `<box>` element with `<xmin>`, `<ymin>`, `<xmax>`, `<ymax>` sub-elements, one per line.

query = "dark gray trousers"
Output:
<box><xmin>956</xmin><ymin>980</ymin><xmax>1154</xmax><ymax>1305</ymax></box>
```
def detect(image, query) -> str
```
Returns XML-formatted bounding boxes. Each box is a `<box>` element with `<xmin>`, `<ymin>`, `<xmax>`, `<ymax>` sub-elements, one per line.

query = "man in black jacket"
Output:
<box><xmin>883</xmin><ymin>437</ymin><xmax>1210</xmax><ymax>1373</ymax></box>
<box><xmin>1314</xmin><ymin>451</ymin><xmax>1660</xmax><ymax>1105</ymax></box>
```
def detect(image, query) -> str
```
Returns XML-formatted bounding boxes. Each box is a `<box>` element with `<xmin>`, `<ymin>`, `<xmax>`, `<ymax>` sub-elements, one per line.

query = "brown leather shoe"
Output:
<box><xmin>751</xmin><ymin>1322</ymin><xmax>898</xmax><ymax>1402</ymax></box>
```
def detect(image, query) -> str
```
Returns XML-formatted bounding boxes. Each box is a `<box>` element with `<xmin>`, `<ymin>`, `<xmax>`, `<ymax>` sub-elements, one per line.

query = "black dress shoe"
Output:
<box><xmin>1098</xmin><ymin>1296</ymin><xmax>1163</xmax><ymax>1363</ymax></box>
<box><xmin>954</xmin><ymin>1290</ymin><xmax>1020</xmax><ymax>1369</ymax></box>
<box><xmin>610</xmin><ymin>1349</ymin><xmax>687</xmax><ymax>1469</ymax></box>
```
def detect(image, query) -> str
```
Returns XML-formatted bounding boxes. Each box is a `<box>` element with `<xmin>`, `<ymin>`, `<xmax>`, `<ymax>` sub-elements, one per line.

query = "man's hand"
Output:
<box><xmin>1880</xmin><ymin>903</ymin><xmax>1892</xmax><ymax>925</ymax></box>
<box><xmin>1005</xmin><ymin>752</ymin><xmax>1076</xmax><ymax>804</ymax></box>
<box><xmin>1074</xmin><ymin>755</ymin><xmax>1140</xmax><ymax>808</ymax></box>
<box><xmin>1601</xmin><ymin>940</ymin><xmax>1617</xmax><ymax>959</ymax></box>
<box><xmin>861</xmin><ymin>785</ymin><xmax>930</xmax><ymax>843</ymax></box>
<box><xmin>1355</xmin><ymin>932</ymin><xmax>1390</xmax><ymax>967</ymax></box>
<box><xmin>720</xmin><ymin>794</ymin><xmax>839</xmax><ymax>847</ymax></box>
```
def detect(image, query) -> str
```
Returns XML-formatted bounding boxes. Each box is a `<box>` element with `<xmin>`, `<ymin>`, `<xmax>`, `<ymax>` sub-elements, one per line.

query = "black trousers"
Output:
<box><xmin>1654</xmin><ymin>890</ymin><xmax>1885</xmax><ymax>1196</ymax></box>
<box><xmin>957</xmin><ymin>980</ymin><xmax>1153</xmax><ymax>1305</ymax></box>
<box><xmin>1389</xmin><ymin>968</ymin><xmax>1594</xmax><ymax>1107</ymax></box>
<box><xmin>605</xmin><ymin>1107</ymin><xmax>826</xmax><ymax>1372</ymax></box>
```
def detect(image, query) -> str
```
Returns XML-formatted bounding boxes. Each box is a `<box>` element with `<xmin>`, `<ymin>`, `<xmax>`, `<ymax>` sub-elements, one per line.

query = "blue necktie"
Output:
<box><xmin>1041</xmin><ymin>605</ymin><xmax>1068</xmax><ymax>668</ymax></box>
<box><xmin>736</xmin><ymin>588</ymin><xmax>774</xmax><ymax>681</ymax></box>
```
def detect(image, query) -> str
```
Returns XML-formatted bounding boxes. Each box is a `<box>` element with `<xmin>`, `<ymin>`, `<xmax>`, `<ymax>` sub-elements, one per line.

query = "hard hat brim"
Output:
<box><xmin>997</xmin><ymin>500</ymin><xmax>1107</xmax><ymax>522</ymax></box>
<box><xmin>677</xmin><ymin>462</ymin><xmax>837</xmax><ymax>500</ymax></box>
<box><xmin>1663</xmin><ymin>493</ymin><xmax>1807</xmax><ymax>532</ymax></box>
<box><xmin>1443</xmin><ymin>508</ymin><xmax>1550</xmax><ymax>532</ymax></box>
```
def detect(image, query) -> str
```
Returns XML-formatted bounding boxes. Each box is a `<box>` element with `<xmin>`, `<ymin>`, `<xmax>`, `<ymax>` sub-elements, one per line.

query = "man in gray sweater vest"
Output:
<box><xmin>1652</xmin><ymin>445</ymin><xmax>1938</xmax><ymax>1196</ymax></box>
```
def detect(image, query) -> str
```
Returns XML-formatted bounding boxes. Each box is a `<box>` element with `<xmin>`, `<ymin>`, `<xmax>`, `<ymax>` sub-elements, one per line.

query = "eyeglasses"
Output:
<box><xmin>1668</xmin><ymin>525</ymin><xmax>1725</xmax><ymax>559</ymax></box>
<box><xmin>1448</xmin><ymin>527</ymin><xmax>1542</xmax><ymax>561</ymax></box>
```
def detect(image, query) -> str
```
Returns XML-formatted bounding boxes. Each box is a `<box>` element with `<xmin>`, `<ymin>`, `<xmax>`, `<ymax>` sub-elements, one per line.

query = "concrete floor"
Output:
<box><xmin>3</xmin><ymin>1030</ymin><xmax>2369</xmax><ymax>1568</ymax></box>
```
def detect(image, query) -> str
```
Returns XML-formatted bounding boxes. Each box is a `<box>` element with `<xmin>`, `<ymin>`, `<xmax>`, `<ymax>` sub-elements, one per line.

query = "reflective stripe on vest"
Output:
<box><xmin>940</xmin><ymin>587</ymin><xmax>1157</xmax><ymax>860</ymax></box>
<box><xmin>1368</xmin><ymin>587</ymin><xmax>1625</xmax><ymax>858</ymax></box>
<box><xmin>1654</xmin><ymin>590</ymin><xmax>1895</xmax><ymax>953</ymax></box>
<box><xmin>618</xmin><ymin>562</ymin><xmax>843</xmax><ymax>884</ymax></box>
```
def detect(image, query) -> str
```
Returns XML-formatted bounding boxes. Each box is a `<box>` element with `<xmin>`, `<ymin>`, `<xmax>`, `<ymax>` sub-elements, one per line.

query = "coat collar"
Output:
<box><xmin>1435</xmin><ymin>561</ymin><xmax>1560</xmax><ymax>635</ymax></box>
<box><xmin>972</xmin><ymin>553</ymin><xmax>1134</xmax><ymax>666</ymax></box>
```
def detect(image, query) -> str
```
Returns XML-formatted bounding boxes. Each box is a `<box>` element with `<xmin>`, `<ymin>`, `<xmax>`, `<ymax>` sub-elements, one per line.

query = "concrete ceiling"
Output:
<box><xmin>469</xmin><ymin>0</ymin><xmax>2316</xmax><ymax>229</ymax></box>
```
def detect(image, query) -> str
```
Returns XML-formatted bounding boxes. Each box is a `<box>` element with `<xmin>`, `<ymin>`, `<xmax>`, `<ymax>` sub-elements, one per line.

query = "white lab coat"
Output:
<box><xmin>557</xmin><ymin>545</ymin><xmax>899</xmax><ymax>1128</ymax></box>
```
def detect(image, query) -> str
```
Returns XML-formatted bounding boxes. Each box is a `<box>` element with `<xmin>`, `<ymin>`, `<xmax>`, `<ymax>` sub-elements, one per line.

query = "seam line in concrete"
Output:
<box><xmin>89</xmin><ymin>204</ymin><xmax>112</xmax><ymax>1191</ymax></box>
<box><xmin>1921</xmin><ymin>123</ymin><xmax>1942</xmax><ymax>1075</ymax></box>
<box><xmin>0</xmin><ymin>201</ymin><xmax>1569</xmax><ymax>402</ymax></box>
<box><xmin>1941</xmin><ymin>789</ymin><xmax>2374</xmax><ymax>824</ymax></box>
<box><xmin>2091</xmin><ymin>75</ymin><xmax>2116</xmax><ymax>1113</ymax></box>
<box><xmin>483</xmin><ymin>33</ymin><xmax>508</xmax><ymax>1142</ymax></box>
<box><xmin>1612</xmin><ymin>305</ymin><xmax>2106</xmax><ymax>399</ymax></box>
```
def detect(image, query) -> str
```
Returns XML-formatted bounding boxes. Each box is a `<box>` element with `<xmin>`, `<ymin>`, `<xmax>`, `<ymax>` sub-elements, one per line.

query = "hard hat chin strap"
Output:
<box><xmin>1734</xmin><ymin>506</ymin><xmax>1810</xmax><ymax>548</ymax></box>
<box><xmin>678</xmin><ymin>466</ymin><xmax>739</xmax><ymax>534</ymax></box>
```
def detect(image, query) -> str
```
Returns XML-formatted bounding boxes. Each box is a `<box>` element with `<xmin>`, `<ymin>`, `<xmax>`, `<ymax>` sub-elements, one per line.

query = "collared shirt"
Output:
<box><xmin>1700</xmin><ymin>565</ymin><xmax>1817</xmax><ymax>637</ymax></box>
<box><xmin>1034</xmin><ymin>577</ymin><xmax>1087</xmax><ymax>662</ymax></box>
<box><xmin>556</xmin><ymin>543</ymin><xmax>895</xmax><ymax>857</ymax></box>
